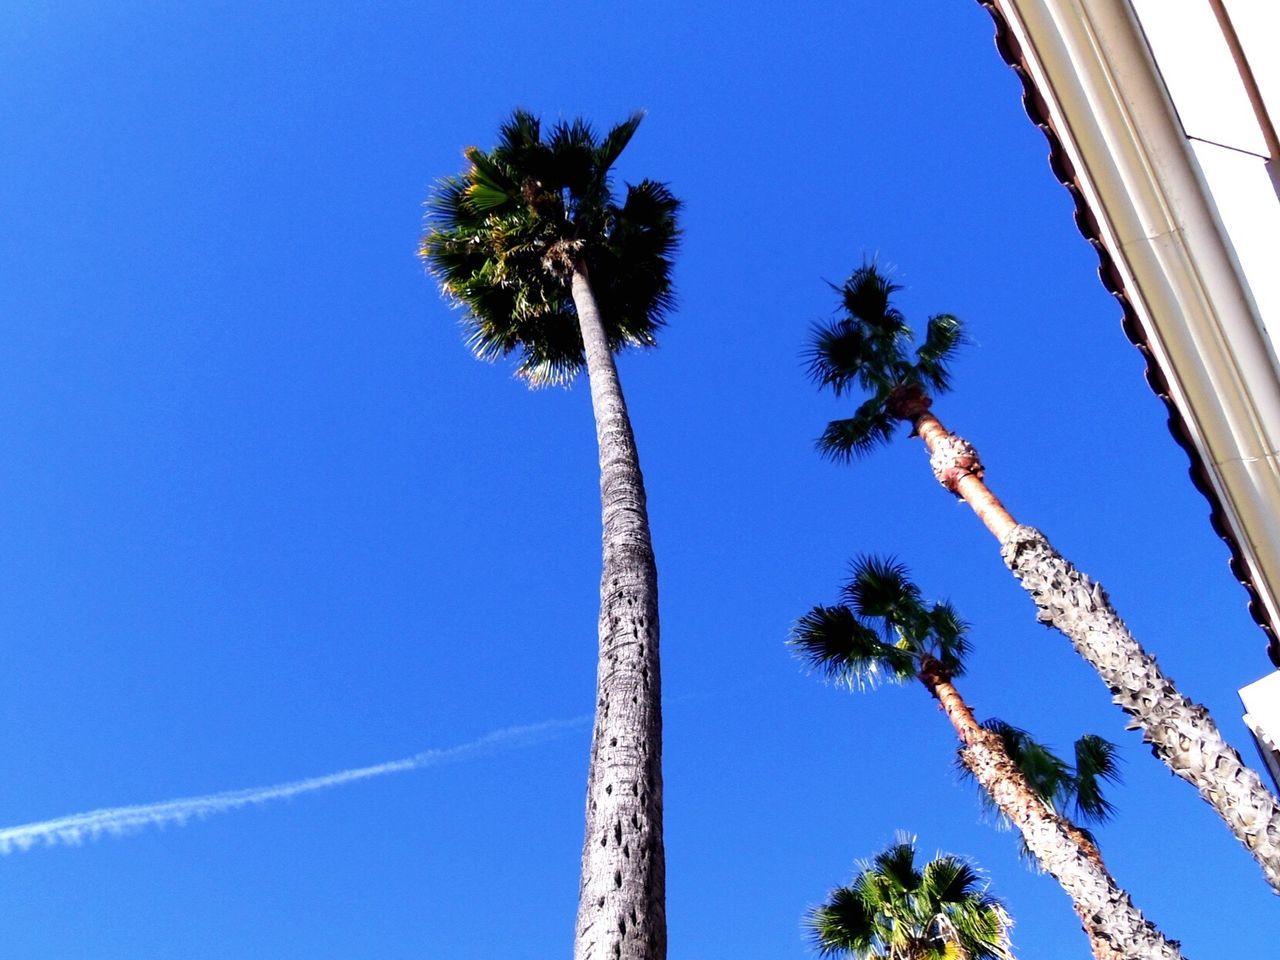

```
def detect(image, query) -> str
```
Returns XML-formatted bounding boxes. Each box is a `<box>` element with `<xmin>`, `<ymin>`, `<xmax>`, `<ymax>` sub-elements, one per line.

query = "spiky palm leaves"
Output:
<box><xmin>422</xmin><ymin>110</ymin><xmax>679</xmax><ymax>385</ymax></box>
<box><xmin>810</xmin><ymin>840</ymin><xmax>1014</xmax><ymax>960</ymax></box>
<box><xmin>805</xmin><ymin>266</ymin><xmax>963</xmax><ymax>460</ymax></box>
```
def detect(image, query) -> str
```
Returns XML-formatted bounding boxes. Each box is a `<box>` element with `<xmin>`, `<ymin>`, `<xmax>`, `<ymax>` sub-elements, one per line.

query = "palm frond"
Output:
<box><xmin>925</xmin><ymin>854</ymin><xmax>1012</xmax><ymax>960</ymax></box>
<box><xmin>943</xmin><ymin>898</ymin><xmax>1015</xmax><ymax>960</ymax></box>
<box><xmin>838</xmin><ymin>264</ymin><xmax>907</xmax><ymax>336</ymax></box>
<box><xmin>817</xmin><ymin>396</ymin><xmax>897</xmax><ymax>461</ymax></box>
<box><xmin>597</xmin><ymin>111</ymin><xmax>645</xmax><ymax>171</ymax></box>
<box><xmin>464</xmin><ymin>145</ymin><xmax>516</xmax><ymax>193</ymax></box>
<box><xmin>921</xmin><ymin>855</ymin><xmax>981</xmax><ymax>905</ymax></box>
<box><xmin>789</xmin><ymin>604</ymin><xmax>914</xmax><ymax>687</ymax></box>
<box><xmin>1072</xmin><ymin>734</ymin><xmax>1121</xmax><ymax>824</ymax></box>
<box><xmin>914</xmin><ymin>313</ymin><xmax>966</xmax><ymax>394</ymax></box>
<box><xmin>872</xmin><ymin>842</ymin><xmax>922</xmax><ymax>895</ymax></box>
<box><xmin>497</xmin><ymin>109</ymin><xmax>540</xmax><ymax>146</ymax></box>
<box><xmin>464</xmin><ymin>180</ymin><xmax>515</xmax><ymax>213</ymax></box>
<box><xmin>593</xmin><ymin>178</ymin><xmax>681</xmax><ymax>348</ymax></box>
<box><xmin>808</xmin><ymin>886</ymin><xmax>877</xmax><ymax>957</ymax></box>
<box><xmin>547</xmin><ymin>117</ymin><xmax>598</xmax><ymax>197</ymax></box>
<box><xmin>489</xmin><ymin>110</ymin><xmax>553</xmax><ymax>190</ymax></box>
<box><xmin>842</xmin><ymin>556</ymin><xmax>922</xmax><ymax>629</ymax></box>
<box><xmin>925</xmin><ymin>601</ymin><xmax>971</xmax><ymax>678</ymax></box>
<box><xmin>804</xmin><ymin>319</ymin><xmax>873</xmax><ymax>396</ymax></box>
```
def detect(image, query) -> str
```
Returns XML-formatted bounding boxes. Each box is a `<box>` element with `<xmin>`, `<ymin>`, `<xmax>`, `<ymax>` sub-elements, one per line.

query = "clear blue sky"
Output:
<box><xmin>1</xmin><ymin>1</ymin><xmax>1274</xmax><ymax>956</ymax></box>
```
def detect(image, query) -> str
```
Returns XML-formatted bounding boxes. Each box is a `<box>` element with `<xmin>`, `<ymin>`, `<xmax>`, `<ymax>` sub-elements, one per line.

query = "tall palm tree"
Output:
<box><xmin>791</xmin><ymin>558</ymin><xmax>1183</xmax><ymax>960</ymax></box>
<box><xmin>806</xmin><ymin>263</ymin><xmax>1280</xmax><ymax>890</ymax></box>
<box><xmin>809</xmin><ymin>839</ymin><xmax>1015</xmax><ymax>960</ymax></box>
<box><xmin>422</xmin><ymin>110</ymin><xmax>679</xmax><ymax>960</ymax></box>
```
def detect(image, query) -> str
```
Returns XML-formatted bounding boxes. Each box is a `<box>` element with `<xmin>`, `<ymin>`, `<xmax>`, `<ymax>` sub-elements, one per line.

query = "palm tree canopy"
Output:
<box><xmin>961</xmin><ymin>719</ymin><xmax>1122</xmax><ymax>851</ymax></box>
<box><xmin>790</xmin><ymin>557</ymin><xmax>970</xmax><ymax>688</ymax></box>
<box><xmin>806</xmin><ymin>264</ymin><xmax>965</xmax><ymax>460</ymax></box>
<box><xmin>809</xmin><ymin>839</ymin><xmax>1014</xmax><ymax>960</ymax></box>
<box><xmin>421</xmin><ymin>109</ymin><xmax>681</xmax><ymax>386</ymax></box>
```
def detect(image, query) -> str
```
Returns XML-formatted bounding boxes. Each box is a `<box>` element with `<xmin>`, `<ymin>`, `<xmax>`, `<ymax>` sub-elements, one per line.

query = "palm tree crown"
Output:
<box><xmin>805</xmin><ymin>265</ymin><xmax>964</xmax><ymax>459</ymax></box>
<box><xmin>790</xmin><ymin>556</ymin><xmax>970</xmax><ymax>687</ymax></box>
<box><xmin>421</xmin><ymin>109</ymin><xmax>680</xmax><ymax>385</ymax></box>
<box><xmin>790</xmin><ymin>558</ymin><xmax>1122</xmax><ymax>827</ymax></box>
<box><xmin>809</xmin><ymin>839</ymin><xmax>1014</xmax><ymax>960</ymax></box>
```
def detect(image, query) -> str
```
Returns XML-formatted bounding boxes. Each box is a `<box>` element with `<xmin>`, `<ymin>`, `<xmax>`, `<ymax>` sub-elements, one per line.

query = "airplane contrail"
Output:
<box><xmin>0</xmin><ymin>715</ymin><xmax>589</xmax><ymax>856</ymax></box>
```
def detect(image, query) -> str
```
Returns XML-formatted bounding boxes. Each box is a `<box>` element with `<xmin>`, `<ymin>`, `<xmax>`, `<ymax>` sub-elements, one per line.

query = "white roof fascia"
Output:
<box><xmin>987</xmin><ymin>0</ymin><xmax>1280</xmax><ymax>648</ymax></box>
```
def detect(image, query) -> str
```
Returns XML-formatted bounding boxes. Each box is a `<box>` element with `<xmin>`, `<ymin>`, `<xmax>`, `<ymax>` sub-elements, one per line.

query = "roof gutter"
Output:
<box><xmin>978</xmin><ymin>0</ymin><xmax>1280</xmax><ymax>665</ymax></box>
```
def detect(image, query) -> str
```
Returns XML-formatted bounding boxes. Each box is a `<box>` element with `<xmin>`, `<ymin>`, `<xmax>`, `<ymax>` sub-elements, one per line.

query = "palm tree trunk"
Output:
<box><xmin>918</xmin><ymin>661</ymin><xmax>1183</xmax><ymax>960</ymax></box>
<box><xmin>910</xmin><ymin>407</ymin><xmax>1280</xmax><ymax>891</ymax></box>
<box><xmin>569</xmin><ymin>264</ymin><xmax>666</xmax><ymax>960</ymax></box>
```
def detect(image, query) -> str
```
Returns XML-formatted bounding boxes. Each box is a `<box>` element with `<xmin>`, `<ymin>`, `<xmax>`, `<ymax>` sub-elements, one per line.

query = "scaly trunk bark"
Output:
<box><xmin>907</xmin><ymin>403</ymin><xmax>1280</xmax><ymax>891</ymax></box>
<box><xmin>918</xmin><ymin>661</ymin><xmax>1183</xmax><ymax>960</ymax></box>
<box><xmin>570</xmin><ymin>265</ymin><xmax>666</xmax><ymax>960</ymax></box>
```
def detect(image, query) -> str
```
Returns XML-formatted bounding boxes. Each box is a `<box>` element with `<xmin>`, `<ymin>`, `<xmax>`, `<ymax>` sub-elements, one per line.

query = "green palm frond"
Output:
<box><xmin>941</xmin><ymin>899</ymin><xmax>1015</xmax><ymax>960</ymax></box>
<box><xmin>920</xmin><ymin>855</ymin><xmax>979</xmax><ymax>905</ymax></box>
<box><xmin>1072</xmin><ymin>734</ymin><xmax>1122</xmax><ymax>823</ymax></box>
<box><xmin>494</xmin><ymin>109</ymin><xmax>544</xmax><ymax>173</ymax></box>
<box><xmin>914</xmin><ymin>314</ymin><xmax>966</xmax><ymax>393</ymax></box>
<box><xmin>809</xmin><ymin>885</ymin><xmax>878</xmax><ymax>958</ymax></box>
<box><xmin>596</xmin><ymin>110</ymin><xmax>645</xmax><ymax>171</ymax></box>
<box><xmin>464</xmin><ymin>144</ymin><xmax>516</xmax><ymax>190</ymax></box>
<box><xmin>924</xmin><ymin>601</ymin><xmax>971</xmax><ymax>678</ymax></box>
<box><xmin>805</xmin><ymin>319</ymin><xmax>893</xmax><ymax>397</ymax></box>
<box><xmin>837</xmin><ymin>265</ymin><xmax>908</xmax><ymax>337</ymax></box>
<box><xmin>921</xmin><ymin>855</ymin><xmax>1013</xmax><ymax>960</ymax></box>
<box><xmin>547</xmin><ymin>117</ymin><xmax>600</xmax><ymax>199</ymax></box>
<box><xmin>843</xmin><ymin>556</ymin><xmax>920</xmax><ymax>625</ymax></box>
<box><xmin>422</xmin><ymin>110</ymin><xmax>680</xmax><ymax>386</ymax></box>
<box><xmin>592</xmin><ymin>178</ymin><xmax>681</xmax><ymax>351</ymax></box>
<box><xmin>817</xmin><ymin>395</ymin><xmax>898</xmax><ymax>461</ymax></box>
<box><xmin>789</xmin><ymin>604</ymin><xmax>915</xmax><ymax>687</ymax></box>
<box><xmin>872</xmin><ymin>841</ymin><xmax>923</xmax><ymax>896</ymax></box>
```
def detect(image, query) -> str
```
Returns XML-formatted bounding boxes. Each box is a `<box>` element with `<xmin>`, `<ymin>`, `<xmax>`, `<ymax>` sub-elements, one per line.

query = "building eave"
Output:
<box><xmin>978</xmin><ymin>0</ymin><xmax>1280</xmax><ymax>666</ymax></box>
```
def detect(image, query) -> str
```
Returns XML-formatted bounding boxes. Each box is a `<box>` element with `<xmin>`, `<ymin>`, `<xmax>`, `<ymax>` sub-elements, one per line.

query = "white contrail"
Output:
<box><xmin>0</xmin><ymin>715</ymin><xmax>588</xmax><ymax>856</ymax></box>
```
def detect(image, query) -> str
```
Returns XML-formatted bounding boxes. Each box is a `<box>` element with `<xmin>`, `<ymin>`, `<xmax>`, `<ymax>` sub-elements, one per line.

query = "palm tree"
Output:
<box><xmin>809</xmin><ymin>838</ymin><xmax>1015</xmax><ymax>960</ymax></box>
<box><xmin>791</xmin><ymin>558</ymin><xmax>1183</xmax><ymax>960</ymax></box>
<box><xmin>806</xmin><ymin>263</ymin><xmax>1280</xmax><ymax>890</ymax></box>
<box><xmin>421</xmin><ymin>110</ymin><xmax>679</xmax><ymax>960</ymax></box>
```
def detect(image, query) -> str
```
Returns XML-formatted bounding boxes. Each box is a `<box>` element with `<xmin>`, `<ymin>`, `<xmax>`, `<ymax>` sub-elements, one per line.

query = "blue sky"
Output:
<box><xmin>1</xmin><ymin>1</ymin><xmax>1275</xmax><ymax>956</ymax></box>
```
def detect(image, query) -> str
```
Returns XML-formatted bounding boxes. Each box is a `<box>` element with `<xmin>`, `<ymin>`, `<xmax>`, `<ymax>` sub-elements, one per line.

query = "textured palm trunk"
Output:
<box><xmin>918</xmin><ymin>661</ymin><xmax>1183</xmax><ymax>960</ymax></box>
<box><xmin>900</xmin><ymin>396</ymin><xmax>1280</xmax><ymax>891</ymax></box>
<box><xmin>569</xmin><ymin>265</ymin><xmax>666</xmax><ymax>960</ymax></box>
